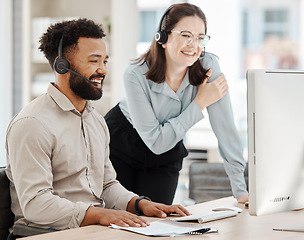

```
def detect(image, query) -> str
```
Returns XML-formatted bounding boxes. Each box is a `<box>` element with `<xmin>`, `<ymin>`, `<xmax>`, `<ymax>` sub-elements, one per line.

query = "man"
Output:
<box><xmin>5</xmin><ymin>18</ymin><xmax>189</xmax><ymax>230</ymax></box>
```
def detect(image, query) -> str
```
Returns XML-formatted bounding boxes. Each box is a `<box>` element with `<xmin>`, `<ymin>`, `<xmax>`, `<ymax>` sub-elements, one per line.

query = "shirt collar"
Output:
<box><xmin>150</xmin><ymin>70</ymin><xmax>190</xmax><ymax>97</ymax></box>
<box><xmin>177</xmin><ymin>70</ymin><xmax>190</xmax><ymax>92</ymax></box>
<box><xmin>47</xmin><ymin>83</ymin><xmax>94</xmax><ymax>114</ymax></box>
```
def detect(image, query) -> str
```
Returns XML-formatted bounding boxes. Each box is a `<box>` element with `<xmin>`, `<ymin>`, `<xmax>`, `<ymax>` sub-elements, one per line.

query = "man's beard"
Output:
<box><xmin>69</xmin><ymin>66</ymin><xmax>104</xmax><ymax>100</ymax></box>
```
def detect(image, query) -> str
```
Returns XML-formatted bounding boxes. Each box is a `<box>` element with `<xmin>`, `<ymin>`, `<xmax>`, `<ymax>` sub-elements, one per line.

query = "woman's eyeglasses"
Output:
<box><xmin>170</xmin><ymin>30</ymin><xmax>211</xmax><ymax>48</ymax></box>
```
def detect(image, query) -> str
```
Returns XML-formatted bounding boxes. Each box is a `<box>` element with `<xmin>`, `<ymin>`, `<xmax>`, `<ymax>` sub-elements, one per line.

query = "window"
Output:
<box><xmin>264</xmin><ymin>9</ymin><xmax>288</xmax><ymax>39</ymax></box>
<box><xmin>242</xmin><ymin>11</ymin><xmax>248</xmax><ymax>46</ymax></box>
<box><xmin>137</xmin><ymin>9</ymin><xmax>165</xmax><ymax>55</ymax></box>
<box><xmin>139</xmin><ymin>11</ymin><xmax>158</xmax><ymax>42</ymax></box>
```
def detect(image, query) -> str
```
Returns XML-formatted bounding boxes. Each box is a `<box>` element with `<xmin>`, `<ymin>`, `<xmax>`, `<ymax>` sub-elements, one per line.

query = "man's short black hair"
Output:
<box><xmin>39</xmin><ymin>18</ymin><xmax>106</xmax><ymax>69</ymax></box>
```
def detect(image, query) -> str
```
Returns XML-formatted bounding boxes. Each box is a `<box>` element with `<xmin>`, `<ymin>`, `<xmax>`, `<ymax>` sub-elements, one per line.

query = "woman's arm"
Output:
<box><xmin>123</xmin><ymin>58</ymin><xmax>227</xmax><ymax>155</ymax></box>
<box><xmin>203</xmin><ymin>55</ymin><xmax>248</xmax><ymax>198</ymax></box>
<box><xmin>123</xmin><ymin>66</ymin><xmax>203</xmax><ymax>154</ymax></box>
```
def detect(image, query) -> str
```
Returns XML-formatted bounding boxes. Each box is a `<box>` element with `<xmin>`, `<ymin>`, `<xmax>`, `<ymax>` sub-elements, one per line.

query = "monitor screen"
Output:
<box><xmin>247</xmin><ymin>69</ymin><xmax>304</xmax><ymax>216</ymax></box>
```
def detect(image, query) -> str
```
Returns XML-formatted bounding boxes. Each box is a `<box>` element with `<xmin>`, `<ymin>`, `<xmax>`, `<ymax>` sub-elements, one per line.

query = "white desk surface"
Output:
<box><xmin>21</xmin><ymin>196</ymin><xmax>304</xmax><ymax>240</ymax></box>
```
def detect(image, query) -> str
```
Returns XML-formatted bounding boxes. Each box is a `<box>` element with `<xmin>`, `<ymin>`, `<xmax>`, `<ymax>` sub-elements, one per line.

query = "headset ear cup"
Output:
<box><xmin>53</xmin><ymin>58</ymin><xmax>70</xmax><ymax>74</ymax></box>
<box><xmin>155</xmin><ymin>30</ymin><xmax>168</xmax><ymax>45</ymax></box>
<box><xmin>155</xmin><ymin>31</ymin><xmax>161</xmax><ymax>42</ymax></box>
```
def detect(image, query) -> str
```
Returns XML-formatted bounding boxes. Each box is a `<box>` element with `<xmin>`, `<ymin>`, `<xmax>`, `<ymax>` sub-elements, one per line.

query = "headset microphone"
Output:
<box><xmin>62</xmin><ymin>65</ymin><xmax>98</xmax><ymax>86</ymax></box>
<box><xmin>53</xmin><ymin>36</ymin><xmax>97</xmax><ymax>86</ymax></box>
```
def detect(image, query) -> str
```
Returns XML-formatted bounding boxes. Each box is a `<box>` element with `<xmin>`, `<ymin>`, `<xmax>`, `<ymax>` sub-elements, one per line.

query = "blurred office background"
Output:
<box><xmin>1</xmin><ymin>0</ymin><xmax>303</xmax><ymax>202</ymax></box>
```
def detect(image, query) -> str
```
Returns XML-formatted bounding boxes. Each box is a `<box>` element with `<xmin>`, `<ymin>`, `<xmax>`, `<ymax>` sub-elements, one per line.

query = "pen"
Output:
<box><xmin>190</xmin><ymin>228</ymin><xmax>211</xmax><ymax>235</ymax></box>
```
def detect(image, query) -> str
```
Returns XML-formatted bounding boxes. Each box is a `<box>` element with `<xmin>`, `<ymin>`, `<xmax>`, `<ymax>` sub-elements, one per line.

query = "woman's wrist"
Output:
<box><xmin>194</xmin><ymin>97</ymin><xmax>207</xmax><ymax>110</ymax></box>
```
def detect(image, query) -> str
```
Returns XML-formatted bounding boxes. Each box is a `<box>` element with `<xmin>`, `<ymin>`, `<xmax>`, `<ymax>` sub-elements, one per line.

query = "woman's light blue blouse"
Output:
<box><xmin>119</xmin><ymin>53</ymin><xmax>247</xmax><ymax>198</ymax></box>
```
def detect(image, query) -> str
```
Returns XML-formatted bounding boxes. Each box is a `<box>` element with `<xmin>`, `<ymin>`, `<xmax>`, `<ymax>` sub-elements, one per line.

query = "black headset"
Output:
<box><xmin>53</xmin><ymin>36</ymin><xmax>70</xmax><ymax>74</ymax></box>
<box><xmin>52</xmin><ymin>35</ymin><xmax>97</xmax><ymax>86</ymax></box>
<box><xmin>154</xmin><ymin>5</ymin><xmax>176</xmax><ymax>45</ymax></box>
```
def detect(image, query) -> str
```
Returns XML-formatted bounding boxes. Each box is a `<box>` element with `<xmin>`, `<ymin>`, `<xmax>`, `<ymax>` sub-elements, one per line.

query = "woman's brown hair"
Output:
<box><xmin>135</xmin><ymin>3</ymin><xmax>209</xmax><ymax>86</ymax></box>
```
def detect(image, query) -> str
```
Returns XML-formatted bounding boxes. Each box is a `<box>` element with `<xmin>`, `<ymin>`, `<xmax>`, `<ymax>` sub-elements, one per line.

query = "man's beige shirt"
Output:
<box><xmin>6</xmin><ymin>83</ymin><xmax>136</xmax><ymax>230</ymax></box>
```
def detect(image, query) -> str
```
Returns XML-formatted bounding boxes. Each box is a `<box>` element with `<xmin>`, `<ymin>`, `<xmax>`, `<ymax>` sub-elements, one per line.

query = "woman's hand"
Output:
<box><xmin>194</xmin><ymin>69</ymin><xmax>229</xmax><ymax>110</ymax></box>
<box><xmin>236</xmin><ymin>193</ymin><xmax>249</xmax><ymax>204</ymax></box>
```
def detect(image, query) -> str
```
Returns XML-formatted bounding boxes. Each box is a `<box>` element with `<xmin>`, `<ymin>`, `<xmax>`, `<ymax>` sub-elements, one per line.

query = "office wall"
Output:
<box><xmin>0</xmin><ymin>0</ymin><xmax>12</xmax><ymax>167</ymax></box>
<box><xmin>110</xmin><ymin>0</ymin><xmax>138</xmax><ymax>105</ymax></box>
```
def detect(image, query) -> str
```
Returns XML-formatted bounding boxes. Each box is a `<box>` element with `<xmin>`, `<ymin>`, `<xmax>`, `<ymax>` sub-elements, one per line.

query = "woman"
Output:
<box><xmin>105</xmin><ymin>3</ymin><xmax>248</xmax><ymax>205</ymax></box>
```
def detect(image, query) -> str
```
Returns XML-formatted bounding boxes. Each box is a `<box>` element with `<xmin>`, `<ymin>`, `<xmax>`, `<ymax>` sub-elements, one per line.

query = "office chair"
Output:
<box><xmin>0</xmin><ymin>167</ymin><xmax>55</xmax><ymax>240</ymax></box>
<box><xmin>189</xmin><ymin>162</ymin><xmax>248</xmax><ymax>203</ymax></box>
<box><xmin>0</xmin><ymin>167</ymin><xmax>14</xmax><ymax>240</ymax></box>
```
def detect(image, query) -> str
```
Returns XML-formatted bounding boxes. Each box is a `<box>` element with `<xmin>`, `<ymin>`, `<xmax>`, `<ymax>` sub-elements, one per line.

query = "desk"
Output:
<box><xmin>21</xmin><ymin>197</ymin><xmax>304</xmax><ymax>240</ymax></box>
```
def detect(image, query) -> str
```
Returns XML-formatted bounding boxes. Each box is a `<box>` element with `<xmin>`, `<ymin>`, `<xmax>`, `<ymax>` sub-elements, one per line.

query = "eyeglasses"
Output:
<box><xmin>170</xmin><ymin>30</ymin><xmax>211</xmax><ymax>48</ymax></box>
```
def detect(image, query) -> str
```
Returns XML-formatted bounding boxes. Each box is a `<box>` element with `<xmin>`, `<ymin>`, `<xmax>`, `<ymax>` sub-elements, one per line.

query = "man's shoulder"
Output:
<box><xmin>8</xmin><ymin>93</ymin><xmax>55</xmax><ymax>131</ymax></box>
<box><xmin>13</xmin><ymin>94</ymin><xmax>49</xmax><ymax>120</ymax></box>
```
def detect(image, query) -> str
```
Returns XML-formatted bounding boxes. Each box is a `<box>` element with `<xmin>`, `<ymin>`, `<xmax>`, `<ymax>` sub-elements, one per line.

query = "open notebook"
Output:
<box><xmin>110</xmin><ymin>210</ymin><xmax>239</xmax><ymax>236</ymax></box>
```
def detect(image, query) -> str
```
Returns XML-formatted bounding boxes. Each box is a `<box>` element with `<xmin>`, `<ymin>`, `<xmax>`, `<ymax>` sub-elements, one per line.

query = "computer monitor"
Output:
<box><xmin>247</xmin><ymin>69</ymin><xmax>304</xmax><ymax>216</ymax></box>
